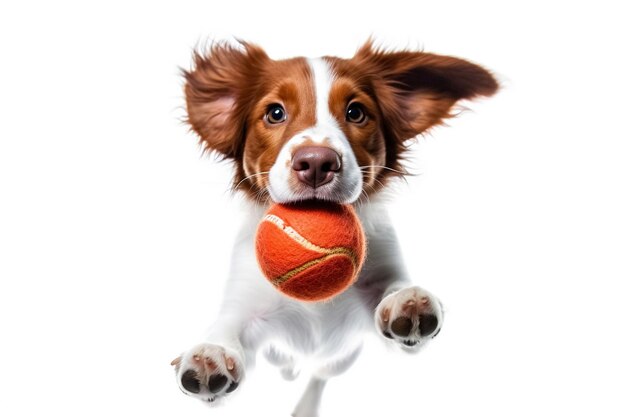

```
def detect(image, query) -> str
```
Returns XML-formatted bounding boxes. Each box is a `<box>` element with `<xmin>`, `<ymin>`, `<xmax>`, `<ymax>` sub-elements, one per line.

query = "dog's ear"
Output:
<box><xmin>354</xmin><ymin>41</ymin><xmax>498</xmax><ymax>142</ymax></box>
<box><xmin>184</xmin><ymin>42</ymin><xmax>269</xmax><ymax>158</ymax></box>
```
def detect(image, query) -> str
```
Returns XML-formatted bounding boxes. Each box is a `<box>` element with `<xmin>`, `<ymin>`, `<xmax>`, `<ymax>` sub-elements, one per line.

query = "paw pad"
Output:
<box><xmin>181</xmin><ymin>370</ymin><xmax>200</xmax><ymax>394</ymax></box>
<box><xmin>172</xmin><ymin>343</ymin><xmax>244</xmax><ymax>402</ymax></box>
<box><xmin>375</xmin><ymin>287</ymin><xmax>443</xmax><ymax>349</ymax></box>
<box><xmin>417</xmin><ymin>314</ymin><xmax>438</xmax><ymax>337</ymax></box>
<box><xmin>391</xmin><ymin>316</ymin><xmax>413</xmax><ymax>337</ymax></box>
<box><xmin>208</xmin><ymin>374</ymin><xmax>228</xmax><ymax>393</ymax></box>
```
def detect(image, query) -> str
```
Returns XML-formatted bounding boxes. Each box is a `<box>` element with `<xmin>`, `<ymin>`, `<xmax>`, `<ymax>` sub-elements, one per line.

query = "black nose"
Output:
<box><xmin>291</xmin><ymin>146</ymin><xmax>341</xmax><ymax>188</ymax></box>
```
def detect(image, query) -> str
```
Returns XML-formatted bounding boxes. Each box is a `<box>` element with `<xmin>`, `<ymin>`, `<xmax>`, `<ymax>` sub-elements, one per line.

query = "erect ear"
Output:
<box><xmin>354</xmin><ymin>41</ymin><xmax>498</xmax><ymax>142</ymax></box>
<box><xmin>183</xmin><ymin>42</ymin><xmax>269</xmax><ymax>158</ymax></box>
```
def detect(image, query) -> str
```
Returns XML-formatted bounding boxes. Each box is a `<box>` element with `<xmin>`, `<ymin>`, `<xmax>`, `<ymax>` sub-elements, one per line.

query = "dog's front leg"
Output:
<box><xmin>171</xmin><ymin>218</ymin><xmax>281</xmax><ymax>403</ymax></box>
<box><xmin>359</xmin><ymin>204</ymin><xmax>445</xmax><ymax>352</ymax></box>
<box><xmin>170</xmin><ymin>300</ymin><xmax>251</xmax><ymax>404</ymax></box>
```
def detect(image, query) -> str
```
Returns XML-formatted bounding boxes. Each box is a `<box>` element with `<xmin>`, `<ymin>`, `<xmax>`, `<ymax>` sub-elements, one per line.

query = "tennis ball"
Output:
<box><xmin>255</xmin><ymin>201</ymin><xmax>366</xmax><ymax>302</ymax></box>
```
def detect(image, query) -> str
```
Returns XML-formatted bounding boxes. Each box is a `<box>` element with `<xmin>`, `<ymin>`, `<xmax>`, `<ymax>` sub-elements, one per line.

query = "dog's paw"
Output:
<box><xmin>171</xmin><ymin>343</ymin><xmax>244</xmax><ymax>403</ymax></box>
<box><xmin>375</xmin><ymin>286</ymin><xmax>443</xmax><ymax>351</ymax></box>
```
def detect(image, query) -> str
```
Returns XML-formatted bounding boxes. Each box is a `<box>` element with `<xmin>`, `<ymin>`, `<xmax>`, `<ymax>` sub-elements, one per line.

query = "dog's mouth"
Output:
<box><xmin>267</xmin><ymin>179</ymin><xmax>362</xmax><ymax>205</ymax></box>
<box><xmin>289</xmin><ymin>185</ymin><xmax>348</xmax><ymax>204</ymax></box>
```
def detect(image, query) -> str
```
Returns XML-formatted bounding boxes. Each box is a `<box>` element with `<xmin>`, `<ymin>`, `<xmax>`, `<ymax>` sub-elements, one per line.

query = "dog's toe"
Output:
<box><xmin>391</xmin><ymin>316</ymin><xmax>413</xmax><ymax>337</ymax></box>
<box><xmin>225</xmin><ymin>381</ymin><xmax>239</xmax><ymax>393</ymax></box>
<box><xmin>208</xmin><ymin>374</ymin><xmax>228</xmax><ymax>393</ymax></box>
<box><xmin>418</xmin><ymin>314</ymin><xmax>439</xmax><ymax>337</ymax></box>
<box><xmin>181</xmin><ymin>370</ymin><xmax>201</xmax><ymax>394</ymax></box>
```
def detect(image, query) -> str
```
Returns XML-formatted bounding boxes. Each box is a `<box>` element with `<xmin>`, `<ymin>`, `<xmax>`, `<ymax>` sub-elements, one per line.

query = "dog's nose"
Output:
<box><xmin>291</xmin><ymin>146</ymin><xmax>341</xmax><ymax>188</ymax></box>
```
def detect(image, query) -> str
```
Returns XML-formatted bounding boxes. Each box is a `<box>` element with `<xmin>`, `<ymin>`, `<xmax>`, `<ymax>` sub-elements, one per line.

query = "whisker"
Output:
<box><xmin>358</xmin><ymin>165</ymin><xmax>411</xmax><ymax>176</ymax></box>
<box><xmin>252</xmin><ymin>187</ymin><xmax>270</xmax><ymax>206</ymax></box>
<box><xmin>232</xmin><ymin>171</ymin><xmax>270</xmax><ymax>191</ymax></box>
<box><xmin>356</xmin><ymin>183</ymin><xmax>375</xmax><ymax>207</ymax></box>
<box><xmin>361</xmin><ymin>172</ymin><xmax>387</xmax><ymax>190</ymax></box>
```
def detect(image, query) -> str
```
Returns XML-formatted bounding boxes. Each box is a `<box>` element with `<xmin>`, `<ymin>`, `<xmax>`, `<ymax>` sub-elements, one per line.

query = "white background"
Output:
<box><xmin>1</xmin><ymin>1</ymin><xmax>625</xmax><ymax>416</ymax></box>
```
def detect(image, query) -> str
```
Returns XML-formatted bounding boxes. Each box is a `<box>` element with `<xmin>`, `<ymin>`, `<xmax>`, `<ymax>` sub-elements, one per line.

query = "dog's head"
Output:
<box><xmin>184</xmin><ymin>41</ymin><xmax>497</xmax><ymax>204</ymax></box>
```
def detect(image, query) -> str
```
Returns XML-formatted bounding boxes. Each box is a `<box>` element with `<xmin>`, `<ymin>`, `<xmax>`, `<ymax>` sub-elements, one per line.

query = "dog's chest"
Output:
<box><xmin>268</xmin><ymin>281</ymin><xmax>379</xmax><ymax>360</ymax></box>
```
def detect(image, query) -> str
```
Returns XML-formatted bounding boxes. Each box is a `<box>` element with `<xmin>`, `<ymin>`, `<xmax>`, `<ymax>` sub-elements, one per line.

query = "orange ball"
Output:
<box><xmin>255</xmin><ymin>201</ymin><xmax>366</xmax><ymax>302</ymax></box>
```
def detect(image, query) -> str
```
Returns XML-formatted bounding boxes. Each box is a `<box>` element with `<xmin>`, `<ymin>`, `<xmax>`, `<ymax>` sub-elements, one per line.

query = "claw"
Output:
<box><xmin>204</xmin><ymin>357</ymin><xmax>218</xmax><ymax>372</ymax></box>
<box><xmin>225</xmin><ymin>355</ymin><xmax>235</xmax><ymax>371</ymax></box>
<box><xmin>381</xmin><ymin>307</ymin><xmax>390</xmax><ymax>323</ymax></box>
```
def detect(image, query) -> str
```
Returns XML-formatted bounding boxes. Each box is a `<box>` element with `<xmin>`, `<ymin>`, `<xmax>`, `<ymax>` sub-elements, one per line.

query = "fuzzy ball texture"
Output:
<box><xmin>255</xmin><ymin>201</ymin><xmax>366</xmax><ymax>302</ymax></box>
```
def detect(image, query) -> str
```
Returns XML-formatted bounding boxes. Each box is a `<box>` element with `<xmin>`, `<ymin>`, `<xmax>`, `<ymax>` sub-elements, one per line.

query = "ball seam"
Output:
<box><xmin>260</xmin><ymin>213</ymin><xmax>358</xmax><ymax>286</ymax></box>
<box><xmin>271</xmin><ymin>252</ymin><xmax>355</xmax><ymax>286</ymax></box>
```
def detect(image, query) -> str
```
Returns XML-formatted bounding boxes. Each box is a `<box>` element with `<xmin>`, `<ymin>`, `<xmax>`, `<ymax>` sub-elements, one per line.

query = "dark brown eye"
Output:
<box><xmin>346</xmin><ymin>103</ymin><xmax>366</xmax><ymax>124</ymax></box>
<box><xmin>266</xmin><ymin>104</ymin><xmax>286</xmax><ymax>124</ymax></box>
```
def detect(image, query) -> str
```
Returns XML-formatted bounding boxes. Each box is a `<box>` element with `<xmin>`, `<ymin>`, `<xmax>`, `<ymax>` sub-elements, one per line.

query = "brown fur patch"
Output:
<box><xmin>326</xmin><ymin>42</ymin><xmax>498</xmax><ymax>192</ymax></box>
<box><xmin>241</xmin><ymin>57</ymin><xmax>316</xmax><ymax>195</ymax></box>
<box><xmin>184</xmin><ymin>42</ymin><xmax>269</xmax><ymax>159</ymax></box>
<box><xmin>184</xmin><ymin>41</ymin><xmax>498</xmax><ymax>202</ymax></box>
<box><xmin>325</xmin><ymin>70</ymin><xmax>387</xmax><ymax>192</ymax></box>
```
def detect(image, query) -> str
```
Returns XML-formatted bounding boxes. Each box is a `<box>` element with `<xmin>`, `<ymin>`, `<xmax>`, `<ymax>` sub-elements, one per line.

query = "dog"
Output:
<box><xmin>171</xmin><ymin>40</ymin><xmax>498</xmax><ymax>416</ymax></box>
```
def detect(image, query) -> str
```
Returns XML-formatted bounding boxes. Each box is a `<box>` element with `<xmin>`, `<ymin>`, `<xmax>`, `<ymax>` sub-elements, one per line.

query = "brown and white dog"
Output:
<box><xmin>171</xmin><ymin>40</ymin><xmax>498</xmax><ymax>416</ymax></box>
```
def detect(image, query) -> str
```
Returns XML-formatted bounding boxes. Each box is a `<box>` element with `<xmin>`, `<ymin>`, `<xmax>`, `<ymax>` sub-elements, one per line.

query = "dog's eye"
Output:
<box><xmin>346</xmin><ymin>103</ymin><xmax>366</xmax><ymax>124</ymax></box>
<box><xmin>266</xmin><ymin>104</ymin><xmax>287</xmax><ymax>124</ymax></box>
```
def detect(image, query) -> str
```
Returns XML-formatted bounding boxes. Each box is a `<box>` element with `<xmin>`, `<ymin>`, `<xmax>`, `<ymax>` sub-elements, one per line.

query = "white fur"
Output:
<box><xmin>174</xmin><ymin>60</ymin><xmax>444</xmax><ymax>416</ymax></box>
<box><xmin>174</xmin><ymin>199</ymin><xmax>444</xmax><ymax>414</ymax></box>
<box><xmin>267</xmin><ymin>58</ymin><xmax>363</xmax><ymax>204</ymax></box>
